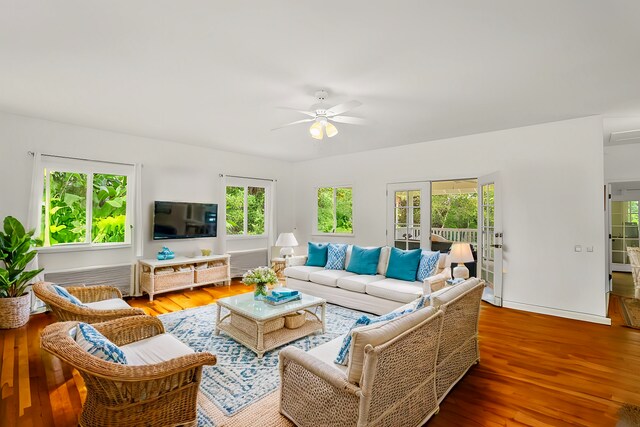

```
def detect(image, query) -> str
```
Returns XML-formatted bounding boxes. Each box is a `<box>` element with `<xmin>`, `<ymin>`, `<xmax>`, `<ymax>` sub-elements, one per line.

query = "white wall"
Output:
<box><xmin>604</xmin><ymin>144</ymin><xmax>640</xmax><ymax>183</ymax></box>
<box><xmin>292</xmin><ymin>116</ymin><xmax>608</xmax><ymax>322</ymax></box>
<box><xmin>0</xmin><ymin>112</ymin><xmax>294</xmax><ymax>272</ymax></box>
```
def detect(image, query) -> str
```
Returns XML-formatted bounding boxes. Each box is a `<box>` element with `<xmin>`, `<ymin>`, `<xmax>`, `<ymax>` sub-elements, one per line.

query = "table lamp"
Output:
<box><xmin>275</xmin><ymin>232</ymin><xmax>298</xmax><ymax>258</ymax></box>
<box><xmin>449</xmin><ymin>242</ymin><xmax>474</xmax><ymax>279</ymax></box>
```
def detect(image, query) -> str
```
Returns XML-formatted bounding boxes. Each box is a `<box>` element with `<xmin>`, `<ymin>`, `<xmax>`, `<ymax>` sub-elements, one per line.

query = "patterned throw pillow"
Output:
<box><xmin>334</xmin><ymin>308</ymin><xmax>417</xmax><ymax>366</ymax></box>
<box><xmin>75</xmin><ymin>323</ymin><xmax>128</xmax><ymax>364</ymax></box>
<box><xmin>416</xmin><ymin>251</ymin><xmax>441</xmax><ymax>281</ymax></box>
<box><xmin>53</xmin><ymin>284</ymin><xmax>84</xmax><ymax>306</ymax></box>
<box><xmin>325</xmin><ymin>243</ymin><xmax>348</xmax><ymax>270</ymax></box>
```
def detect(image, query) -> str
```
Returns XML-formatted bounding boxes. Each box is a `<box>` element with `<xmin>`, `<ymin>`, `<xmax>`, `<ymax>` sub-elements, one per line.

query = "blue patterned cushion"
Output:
<box><xmin>385</xmin><ymin>247</ymin><xmax>422</xmax><ymax>281</ymax></box>
<box><xmin>75</xmin><ymin>323</ymin><xmax>127</xmax><ymax>364</ymax></box>
<box><xmin>416</xmin><ymin>251</ymin><xmax>441</xmax><ymax>281</ymax></box>
<box><xmin>325</xmin><ymin>243</ymin><xmax>348</xmax><ymax>270</ymax></box>
<box><xmin>334</xmin><ymin>308</ymin><xmax>415</xmax><ymax>366</ymax></box>
<box><xmin>306</xmin><ymin>242</ymin><xmax>329</xmax><ymax>267</ymax></box>
<box><xmin>53</xmin><ymin>284</ymin><xmax>84</xmax><ymax>306</ymax></box>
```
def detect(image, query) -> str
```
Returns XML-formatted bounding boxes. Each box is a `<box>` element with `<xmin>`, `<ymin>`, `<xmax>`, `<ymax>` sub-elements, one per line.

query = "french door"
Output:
<box><xmin>386</xmin><ymin>182</ymin><xmax>431</xmax><ymax>250</ymax></box>
<box><xmin>478</xmin><ymin>173</ymin><xmax>503</xmax><ymax>306</ymax></box>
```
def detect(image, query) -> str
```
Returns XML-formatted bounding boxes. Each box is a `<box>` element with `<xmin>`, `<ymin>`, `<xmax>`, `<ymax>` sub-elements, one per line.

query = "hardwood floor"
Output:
<box><xmin>1</xmin><ymin>281</ymin><xmax>639</xmax><ymax>426</ymax></box>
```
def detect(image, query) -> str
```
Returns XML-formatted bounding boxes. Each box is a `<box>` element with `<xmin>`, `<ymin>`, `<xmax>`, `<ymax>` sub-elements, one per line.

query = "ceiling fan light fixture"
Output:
<box><xmin>310</xmin><ymin>121</ymin><xmax>324</xmax><ymax>139</ymax></box>
<box><xmin>325</xmin><ymin>122</ymin><xmax>338</xmax><ymax>138</ymax></box>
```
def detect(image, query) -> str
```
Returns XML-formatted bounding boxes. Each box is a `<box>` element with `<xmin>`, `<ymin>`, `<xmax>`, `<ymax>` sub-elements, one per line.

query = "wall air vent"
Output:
<box><xmin>609</xmin><ymin>129</ymin><xmax>640</xmax><ymax>146</ymax></box>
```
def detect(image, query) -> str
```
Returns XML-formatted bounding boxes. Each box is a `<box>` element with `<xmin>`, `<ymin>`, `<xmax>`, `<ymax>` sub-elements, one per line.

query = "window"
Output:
<box><xmin>226</xmin><ymin>184</ymin><xmax>267</xmax><ymax>237</ymax></box>
<box><xmin>316</xmin><ymin>186</ymin><xmax>353</xmax><ymax>234</ymax></box>
<box><xmin>36</xmin><ymin>156</ymin><xmax>133</xmax><ymax>249</ymax></box>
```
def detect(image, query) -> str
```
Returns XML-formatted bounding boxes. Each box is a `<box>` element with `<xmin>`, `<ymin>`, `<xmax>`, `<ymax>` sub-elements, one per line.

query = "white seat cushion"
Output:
<box><xmin>308</xmin><ymin>270</ymin><xmax>356</xmax><ymax>288</ymax></box>
<box><xmin>337</xmin><ymin>274</ymin><xmax>385</xmax><ymax>293</ymax></box>
<box><xmin>307</xmin><ymin>336</ymin><xmax>348</xmax><ymax>375</ymax></box>
<box><xmin>120</xmin><ymin>333</ymin><xmax>194</xmax><ymax>366</ymax></box>
<box><xmin>283</xmin><ymin>265</ymin><xmax>324</xmax><ymax>281</ymax></box>
<box><xmin>84</xmin><ymin>298</ymin><xmax>132</xmax><ymax>310</ymax></box>
<box><xmin>365</xmin><ymin>278</ymin><xmax>423</xmax><ymax>303</ymax></box>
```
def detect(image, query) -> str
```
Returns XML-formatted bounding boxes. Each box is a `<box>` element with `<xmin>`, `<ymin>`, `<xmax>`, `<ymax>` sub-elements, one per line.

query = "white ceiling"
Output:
<box><xmin>2</xmin><ymin>1</ymin><xmax>640</xmax><ymax>161</ymax></box>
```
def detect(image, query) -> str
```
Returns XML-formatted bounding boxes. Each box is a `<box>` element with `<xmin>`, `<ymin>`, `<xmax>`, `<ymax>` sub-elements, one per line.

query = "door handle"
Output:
<box><xmin>491</xmin><ymin>244</ymin><xmax>503</xmax><ymax>249</ymax></box>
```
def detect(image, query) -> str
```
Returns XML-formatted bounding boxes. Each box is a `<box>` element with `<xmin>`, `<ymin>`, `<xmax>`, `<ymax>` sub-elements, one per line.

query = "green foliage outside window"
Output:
<box><xmin>317</xmin><ymin>187</ymin><xmax>353</xmax><ymax>234</ymax></box>
<box><xmin>226</xmin><ymin>185</ymin><xmax>266</xmax><ymax>236</ymax></box>
<box><xmin>40</xmin><ymin>171</ymin><xmax>128</xmax><ymax>246</ymax></box>
<box><xmin>431</xmin><ymin>193</ymin><xmax>478</xmax><ymax>229</ymax></box>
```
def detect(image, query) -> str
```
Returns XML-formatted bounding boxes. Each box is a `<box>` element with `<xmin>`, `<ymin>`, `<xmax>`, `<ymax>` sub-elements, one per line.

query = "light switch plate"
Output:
<box><xmin>587</xmin><ymin>246</ymin><xmax>594</xmax><ymax>252</ymax></box>
<box><xmin>575</xmin><ymin>245</ymin><xmax>582</xmax><ymax>252</ymax></box>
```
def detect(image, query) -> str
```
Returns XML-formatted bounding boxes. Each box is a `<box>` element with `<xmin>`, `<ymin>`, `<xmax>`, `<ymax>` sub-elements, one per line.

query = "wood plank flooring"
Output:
<box><xmin>1</xmin><ymin>281</ymin><xmax>639</xmax><ymax>426</ymax></box>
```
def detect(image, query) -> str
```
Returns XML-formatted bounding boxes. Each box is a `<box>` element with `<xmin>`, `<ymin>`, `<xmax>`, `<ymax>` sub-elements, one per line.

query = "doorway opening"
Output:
<box><xmin>609</xmin><ymin>181</ymin><xmax>640</xmax><ymax>298</ymax></box>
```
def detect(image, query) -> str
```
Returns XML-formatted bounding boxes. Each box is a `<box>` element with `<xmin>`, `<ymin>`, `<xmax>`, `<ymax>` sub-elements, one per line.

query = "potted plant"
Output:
<box><xmin>241</xmin><ymin>267</ymin><xmax>278</xmax><ymax>301</ymax></box>
<box><xmin>0</xmin><ymin>216</ymin><xmax>44</xmax><ymax>329</ymax></box>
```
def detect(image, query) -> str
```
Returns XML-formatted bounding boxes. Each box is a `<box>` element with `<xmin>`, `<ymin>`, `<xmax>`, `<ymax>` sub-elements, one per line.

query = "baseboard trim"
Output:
<box><xmin>502</xmin><ymin>301</ymin><xmax>612</xmax><ymax>325</ymax></box>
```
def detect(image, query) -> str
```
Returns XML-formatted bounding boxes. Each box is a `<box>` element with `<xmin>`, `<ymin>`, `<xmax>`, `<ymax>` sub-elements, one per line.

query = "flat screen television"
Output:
<box><xmin>153</xmin><ymin>201</ymin><xmax>218</xmax><ymax>240</ymax></box>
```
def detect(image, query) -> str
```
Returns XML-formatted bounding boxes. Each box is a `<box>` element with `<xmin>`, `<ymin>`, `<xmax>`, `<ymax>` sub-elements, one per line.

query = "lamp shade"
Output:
<box><xmin>449</xmin><ymin>242</ymin><xmax>474</xmax><ymax>263</ymax></box>
<box><xmin>275</xmin><ymin>233</ymin><xmax>298</xmax><ymax>247</ymax></box>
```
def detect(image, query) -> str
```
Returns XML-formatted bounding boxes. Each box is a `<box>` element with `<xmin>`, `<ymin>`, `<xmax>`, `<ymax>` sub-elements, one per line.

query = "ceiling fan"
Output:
<box><xmin>272</xmin><ymin>90</ymin><xmax>366</xmax><ymax>140</ymax></box>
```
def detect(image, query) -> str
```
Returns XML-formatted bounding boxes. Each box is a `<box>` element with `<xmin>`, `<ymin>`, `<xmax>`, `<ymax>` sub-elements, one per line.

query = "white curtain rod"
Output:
<box><xmin>220</xmin><ymin>173</ymin><xmax>276</xmax><ymax>182</ymax></box>
<box><xmin>28</xmin><ymin>151</ymin><xmax>136</xmax><ymax>167</ymax></box>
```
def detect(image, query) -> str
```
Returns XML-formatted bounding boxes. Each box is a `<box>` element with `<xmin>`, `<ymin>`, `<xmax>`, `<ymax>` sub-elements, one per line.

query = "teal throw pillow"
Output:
<box><xmin>346</xmin><ymin>246</ymin><xmax>382</xmax><ymax>275</ymax></box>
<box><xmin>306</xmin><ymin>242</ymin><xmax>329</xmax><ymax>267</ymax></box>
<box><xmin>416</xmin><ymin>251</ymin><xmax>441</xmax><ymax>281</ymax></box>
<box><xmin>385</xmin><ymin>247</ymin><xmax>422</xmax><ymax>282</ymax></box>
<box><xmin>325</xmin><ymin>243</ymin><xmax>348</xmax><ymax>270</ymax></box>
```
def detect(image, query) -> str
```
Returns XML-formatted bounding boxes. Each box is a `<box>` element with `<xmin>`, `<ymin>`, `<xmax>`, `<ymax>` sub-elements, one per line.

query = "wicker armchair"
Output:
<box><xmin>33</xmin><ymin>281</ymin><xmax>145</xmax><ymax>323</ymax></box>
<box><xmin>431</xmin><ymin>278</ymin><xmax>485</xmax><ymax>402</ymax></box>
<box><xmin>41</xmin><ymin>316</ymin><xmax>217</xmax><ymax>427</ymax></box>
<box><xmin>628</xmin><ymin>247</ymin><xmax>640</xmax><ymax>290</ymax></box>
<box><xmin>279</xmin><ymin>307</ymin><xmax>444</xmax><ymax>427</ymax></box>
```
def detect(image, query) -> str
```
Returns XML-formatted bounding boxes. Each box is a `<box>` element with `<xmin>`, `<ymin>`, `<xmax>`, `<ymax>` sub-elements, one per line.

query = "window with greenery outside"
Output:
<box><xmin>40</xmin><ymin>171</ymin><xmax>128</xmax><ymax>246</ymax></box>
<box><xmin>226</xmin><ymin>185</ymin><xmax>266</xmax><ymax>236</ymax></box>
<box><xmin>317</xmin><ymin>187</ymin><xmax>353</xmax><ymax>234</ymax></box>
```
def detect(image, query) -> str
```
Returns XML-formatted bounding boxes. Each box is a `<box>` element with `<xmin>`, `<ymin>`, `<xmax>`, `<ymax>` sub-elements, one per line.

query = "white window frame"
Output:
<box><xmin>225</xmin><ymin>178</ymin><xmax>270</xmax><ymax>240</ymax></box>
<box><xmin>35</xmin><ymin>156</ymin><xmax>135</xmax><ymax>253</ymax></box>
<box><xmin>313</xmin><ymin>185</ymin><xmax>354</xmax><ymax>236</ymax></box>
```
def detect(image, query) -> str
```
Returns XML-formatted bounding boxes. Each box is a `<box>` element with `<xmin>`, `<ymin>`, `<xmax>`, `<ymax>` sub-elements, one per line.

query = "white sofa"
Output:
<box><xmin>284</xmin><ymin>246</ymin><xmax>451</xmax><ymax>315</ymax></box>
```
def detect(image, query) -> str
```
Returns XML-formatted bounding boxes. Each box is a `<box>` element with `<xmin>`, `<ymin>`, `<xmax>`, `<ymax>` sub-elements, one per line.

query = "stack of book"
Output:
<box><xmin>265</xmin><ymin>288</ymin><xmax>301</xmax><ymax>305</ymax></box>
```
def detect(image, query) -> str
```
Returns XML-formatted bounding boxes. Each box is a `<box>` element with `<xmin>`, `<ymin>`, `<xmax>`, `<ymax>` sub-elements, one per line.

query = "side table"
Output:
<box><xmin>271</xmin><ymin>257</ymin><xmax>286</xmax><ymax>279</ymax></box>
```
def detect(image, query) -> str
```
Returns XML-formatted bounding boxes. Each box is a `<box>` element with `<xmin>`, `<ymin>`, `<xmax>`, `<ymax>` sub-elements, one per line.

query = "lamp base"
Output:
<box><xmin>452</xmin><ymin>263</ymin><xmax>470</xmax><ymax>280</ymax></box>
<box><xmin>280</xmin><ymin>247</ymin><xmax>294</xmax><ymax>258</ymax></box>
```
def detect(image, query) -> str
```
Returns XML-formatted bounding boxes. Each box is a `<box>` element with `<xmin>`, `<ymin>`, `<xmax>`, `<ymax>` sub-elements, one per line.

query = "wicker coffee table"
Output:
<box><xmin>215</xmin><ymin>292</ymin><xmax>326</xmax><ymax>358</ymax></box>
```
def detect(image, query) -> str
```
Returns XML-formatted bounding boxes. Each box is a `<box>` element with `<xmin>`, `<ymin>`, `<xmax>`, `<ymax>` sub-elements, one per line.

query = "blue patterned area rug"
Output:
<box><xmin>158</xmin><ymin>303</ymin><xmax>367</xmax><ymax>424</ymax></box>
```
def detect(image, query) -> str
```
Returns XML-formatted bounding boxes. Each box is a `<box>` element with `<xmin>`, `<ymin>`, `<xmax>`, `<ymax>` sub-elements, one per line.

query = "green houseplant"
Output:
<box><xmin>242</xmin><ymin>266</ymin><xmax>278</xmax><ymax>301</ymax></box>
<box><xmin>0</xmin><ymin>216</ymin><xmax>44</xmax><ymax>328</ymax></box>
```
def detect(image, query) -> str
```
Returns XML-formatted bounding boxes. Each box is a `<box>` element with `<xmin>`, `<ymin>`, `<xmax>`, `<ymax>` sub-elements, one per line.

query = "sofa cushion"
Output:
<box><xmin>53</xmin><ymin>284</ymin><xmax>84</xmax><ymax>306</ymax></box>
<box><xmin>284</xmin><ymin>265</ymin><xmax>324</xmax><ymax>281</ymax></box>
<box><xmin>346</xmin><ymin>246</ymin><xmax>382</xmax><ymax>275</ymax></box>
<box><xmin>306</xmin><ymin>242</ymin><xmax>329</xmax><ymax>267</ymax></box>
<box><xmin>84</xmin><ymin>298</ymin><xmax>132</xmax><ymax>311</ymax></box>
<box><xmin>325</xmin><ymin>243</ymin><xmax>348</xmax><ymax>270</ymax></box>
<box><xmin>75</xmin><ymin>323</ymin><xmax>127</xmax><ymax>364</ymax></box>
<box><xmin>120</xmin><ymin>333</ymin><xmax>194</xmax><ymax>366</ymax></box>
<box><xmin>431</xmin><ymin>278</ymin><xmax>482</xmax><ymax>308</ymax></box>
<box><xmin>337</xmin><ymin>274</ymin><xmax>385</xmax><ymax>293</ymax></box>
<box><xmin>416</xmin><ymin>251</ymin><xmax>441</xmax><ymax>281</ymax></box>
<box><xmin>308</xmin><ymin>270</ymin><xmax>356</xmax><ymax>288</ymax></box>
<box><xmin>347</xmin><ymin>306</ymin><xmax>438</xmax><ymax>384</ymax></box>
<box><xmin>365</xmin><ymin>278</ymin><xmax>423</xmax><ymax>303</ymax></box>
<box><xmin>308</xmin><ymin>336</ymin><xmax>348</xmax><ymax>375</ymax></box>
<box><xmin>385</xmin><ymin>247</ymin><xmax>422</xmax><ymax>282</ymax></box>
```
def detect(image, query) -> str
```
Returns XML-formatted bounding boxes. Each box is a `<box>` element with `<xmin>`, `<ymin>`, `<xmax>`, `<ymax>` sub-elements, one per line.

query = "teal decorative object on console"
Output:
<box><xmin>157</xmin><ymin>246</ymin><xmax>175</xmax><ymax>260</ymax></box>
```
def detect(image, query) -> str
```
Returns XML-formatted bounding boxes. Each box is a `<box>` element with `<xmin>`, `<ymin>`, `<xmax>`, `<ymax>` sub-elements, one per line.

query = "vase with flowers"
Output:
<box><xmin>242</xmin><ymin>266</ymin><xmax>279</xmax><ymax>301</ymax></box>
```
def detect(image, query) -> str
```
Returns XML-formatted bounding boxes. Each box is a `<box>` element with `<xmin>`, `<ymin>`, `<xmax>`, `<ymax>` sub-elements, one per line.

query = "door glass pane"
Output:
<box><xmin>395</xmin><ymin>208</ymin><xmax>407</xmax><ymax>224</ymax></box>
<box><xmin>395</xmin><ymin>191</ymin><xmax>407</xmax><ymax>207</ymax></box>
<box><xmin>480</xmin><ymin>183</ymin><xmax>495</xmax><ymax>288</ymax></box>
<box><xmin>413</xmin><ymin>208</ymin><xmax>421</xmax><ymax>225</ymax></box>
<box><xmin>409</xmin><ymin>191</ymin><xmax>420</xmax><ymax>207</ymax></box>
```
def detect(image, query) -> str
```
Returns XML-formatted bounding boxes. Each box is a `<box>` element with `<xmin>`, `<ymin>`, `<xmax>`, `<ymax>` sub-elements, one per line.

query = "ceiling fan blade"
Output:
<box><xmin>326</xmin><ymin>100</ymin><xmax>362</xmax><ymax>116</ymax></box>
<box><xmin>276</xmin><ymin>106</ymin><xmax>317</xmax><ymax>117</ymax></box>
<box><xmin>271</xmin><ymin>118</ymin><xmax>314</xmax><ymax>131</ymax></box>
<box><xmin>328</xmin><ymin>115</ymin><xmax>368</xmax><ymax>125</ymax></box>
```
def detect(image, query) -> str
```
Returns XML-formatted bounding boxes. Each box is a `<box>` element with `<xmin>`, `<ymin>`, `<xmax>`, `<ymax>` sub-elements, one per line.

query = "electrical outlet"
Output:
<box><xmin>587</xmin><ymin>246</ymin><xmax>594</xmax><ymax>252</ymax></box>
<box><xmin>574</xmin><ymin>245</ymin><xmax>582</xmax><ymax>252</ymax></box>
